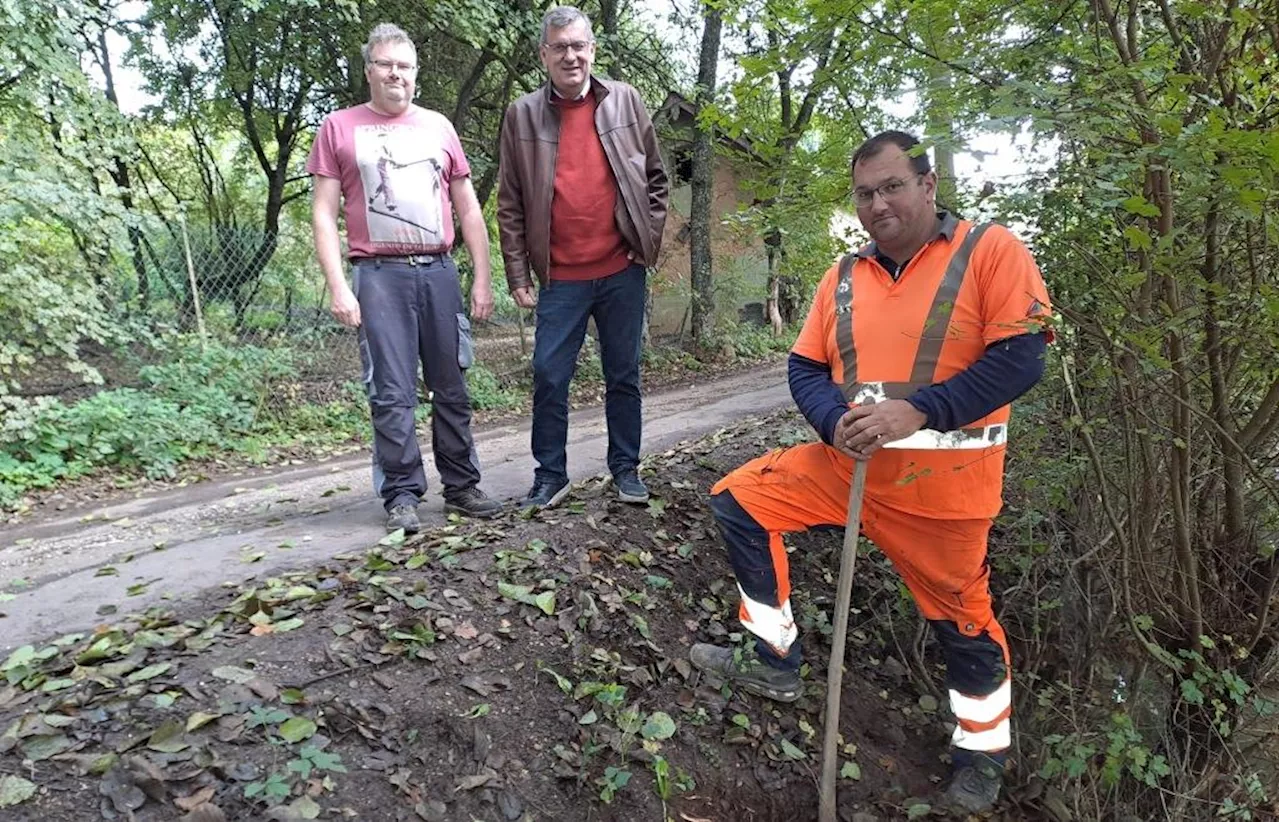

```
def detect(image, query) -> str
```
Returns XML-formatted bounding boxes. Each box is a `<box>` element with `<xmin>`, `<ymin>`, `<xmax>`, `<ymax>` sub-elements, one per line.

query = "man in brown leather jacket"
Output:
<box><xmin>498</xmin><ymin>5</ymin><xmax>669</xmax><ymax>509</ymax></box>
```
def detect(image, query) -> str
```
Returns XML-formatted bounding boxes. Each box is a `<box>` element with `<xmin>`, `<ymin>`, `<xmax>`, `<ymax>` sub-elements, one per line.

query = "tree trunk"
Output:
<box><xmin>452</xmin><ymin>49</ymin><xmax>494</xmax><ymax>136</ymax></box>
<box><xmin>599</xmin><ymin>0</ymin><xmax>621</xmax><ymax>79</ymax></box>
<box><xmin>476</xmin><ymin>69</ymin><xmax>516</xmax><ymax>208</ymax></box>
<box><xmin>688</xmin><ymin>1</ymin><xmax>722</xmax><ymax>353</ymax></box>
<box><xmin>764</xmin><ymin>228</ymin><xmax>783</xmax><ymax>335</ymax></box>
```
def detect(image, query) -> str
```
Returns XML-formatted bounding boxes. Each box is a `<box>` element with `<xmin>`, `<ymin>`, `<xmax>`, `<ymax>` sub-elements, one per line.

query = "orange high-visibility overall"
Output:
<box><xmin>711</xmin><ymin>215</ymin><xmax>1052</xmax><ymax>754</ymax></box>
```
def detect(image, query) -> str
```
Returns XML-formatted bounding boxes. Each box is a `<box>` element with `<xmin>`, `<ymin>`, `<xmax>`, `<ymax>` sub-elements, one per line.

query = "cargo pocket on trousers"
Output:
<box><xmin>456</xmin><ymin>313</ymin><xmax>474</xmax><ymax>370</ymax></box>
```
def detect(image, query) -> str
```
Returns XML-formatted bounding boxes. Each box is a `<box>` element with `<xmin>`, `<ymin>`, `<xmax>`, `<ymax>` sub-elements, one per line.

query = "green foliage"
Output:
<box><xmin>716</xmin><ymin>324</ymin><xmax>798</xmax><ymax>360</ymax></box>
<box><xmin>244</xmin><ymin>771</ymin><xmax>290</xmax><ymax>804</ymax></box>
<box><xmin>137</xmin><ymin>337</ymin><xmax>296</xmax><ymax>425</ymax></box>
<box><xmin>466</xmin><ymin>364</ymin><xmax>521</xmax><ymax>410</ymax></box>
<box><xmin>0</xmin><ymin>339</ymin><xmax>295</xmax><ymax>506</ymax></box>
<box><xmin>596</xmin><ymin>765</ymin><xmax>631</xmax><ymax>803</ymax></box>
<box><xmin>1100</xmin><ymin>713</ymin><xmax>1172</xmax><ymax>789</ymax></box>
<box><xmin>0</xmin><ymin>0</ymin><xmax>132</xmax><ymax>400</ymax></box>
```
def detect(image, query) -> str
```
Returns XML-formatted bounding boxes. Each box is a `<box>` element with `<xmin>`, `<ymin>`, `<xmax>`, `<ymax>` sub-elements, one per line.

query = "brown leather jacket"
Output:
<box><xmin>497</xmin><ymin>77</ymin><xmax>669</xmax><ymax>291</ymax></box>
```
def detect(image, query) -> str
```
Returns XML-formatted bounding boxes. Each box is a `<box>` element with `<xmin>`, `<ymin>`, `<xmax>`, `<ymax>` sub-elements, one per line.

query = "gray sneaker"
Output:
<box><xmin>614</xmin><ymin>470</ymin><xmax>650</xmax><ymax>504</ymax></box>
<box><xmin>689</xmin><ymin>643</ymin><xmax>802</xmax><ymax>703</ymax></box>
<box><xmin>387</xmin><ymin>503</ymin><xmax>420</xmax><ymax>534</ymax></box>
<box><xmin>940</xmin><ymin>751</ymin><xmax>1003</xmax><ymax>814</ymax></box>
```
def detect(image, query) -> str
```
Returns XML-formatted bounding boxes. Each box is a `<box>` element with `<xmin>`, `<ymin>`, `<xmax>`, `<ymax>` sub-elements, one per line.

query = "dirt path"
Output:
<box><xmin>0</xmin><ymin>363</ymin><xmax>790</xmax><ymax>652</ymax></box>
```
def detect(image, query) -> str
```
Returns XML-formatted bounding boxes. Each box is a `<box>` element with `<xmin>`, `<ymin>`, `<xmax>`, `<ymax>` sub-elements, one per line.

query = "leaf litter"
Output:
<box><xmin>0</xmin><ymin>411</ymin><xmax>955</xmax><ymax>821</ymax></box>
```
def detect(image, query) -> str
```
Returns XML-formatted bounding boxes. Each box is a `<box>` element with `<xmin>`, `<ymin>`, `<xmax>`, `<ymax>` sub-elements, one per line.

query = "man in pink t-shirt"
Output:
<box><xmin>307</xmin><ymin>22</ymin><xmax>502</xmax><ymax>532</ymax></box>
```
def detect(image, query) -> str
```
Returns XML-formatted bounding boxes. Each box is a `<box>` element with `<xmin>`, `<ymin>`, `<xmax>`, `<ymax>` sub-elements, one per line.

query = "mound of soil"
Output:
<box><xmin>0</xmin><ymin>412</ymin><xmax>1033</xmax><ymax>821</ymax></box>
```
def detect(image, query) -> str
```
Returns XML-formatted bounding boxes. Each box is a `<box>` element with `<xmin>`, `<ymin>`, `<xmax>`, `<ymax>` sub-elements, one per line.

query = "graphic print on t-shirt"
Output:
<box><xmin>355</xmin><ymin>125</ymin><xmax>445</xmax><ymax>246</ymax></box>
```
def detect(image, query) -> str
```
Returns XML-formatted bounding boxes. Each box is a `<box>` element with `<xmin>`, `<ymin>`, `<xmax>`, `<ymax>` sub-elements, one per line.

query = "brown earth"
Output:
<box><xmin>0</xmin><ymin>412</ymin><xmax>1050</xmax><ymax>822</ymax></box>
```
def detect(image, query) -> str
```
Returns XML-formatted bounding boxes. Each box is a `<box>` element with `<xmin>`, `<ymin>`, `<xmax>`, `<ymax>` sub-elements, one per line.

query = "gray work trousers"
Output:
<box><xmin>352</xmin><ymin>255</ymin><xmax>481</xmax><ymax>511</ymax></box>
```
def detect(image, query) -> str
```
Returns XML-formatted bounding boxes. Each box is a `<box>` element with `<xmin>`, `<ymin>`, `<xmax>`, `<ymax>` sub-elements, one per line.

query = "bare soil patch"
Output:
<box><xmin>0</xmin><ymin>412</ymin><xmax>1044</xmax><ymax>821</ymax></box>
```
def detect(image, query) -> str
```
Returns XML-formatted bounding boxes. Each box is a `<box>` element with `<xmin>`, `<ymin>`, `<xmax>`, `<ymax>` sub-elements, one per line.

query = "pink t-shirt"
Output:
<box><xmin>306</xmin><ymin>104</ymin><xmax>470</xmax><ymax>257</ymax></box>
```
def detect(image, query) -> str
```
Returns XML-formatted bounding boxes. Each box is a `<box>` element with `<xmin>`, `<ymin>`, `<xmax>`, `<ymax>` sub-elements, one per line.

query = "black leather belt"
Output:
<box><xmin>353</xmin><ymin>253</ymin><xmax>450</xmax><ymax>266</ymax></box>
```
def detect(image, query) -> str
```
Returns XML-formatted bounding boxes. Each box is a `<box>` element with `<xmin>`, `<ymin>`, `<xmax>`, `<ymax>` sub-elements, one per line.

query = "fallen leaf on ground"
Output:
<box><xmin>247</xmin><ymin>677</ymin><xmax>280</xmax><ymax>701</ymax></box>
<box><xmin>99</xmin><ymin>768</ymin><xmax>146</xmax><ymax>813</ymax></box>
<box><xmin>0</xmin><ymin>775</ymin><xmax>37</xmax><ymax>808</ymax></box>
<box><xmin>148</xmin><ymin>721</ymin><xmax>190</xmax><ymax>753</ymax></box>
<box><xmin>460</xmin><ymin>674</ymin><xmax>511</xmax><ymax>697</ymax></box>
<box><xmin>22</xmin><ymin>733</ymin><xmax>71</xmax><ymax>761</ymax></box>
<box><xmin>181</xmin><ymin>804</ymin><xmax>228</xmax><ymax>822</ymax></box>
<box><xmin>454</xmin><ymin>772</ymin><xmax>494</xmax><ymax>792</ymax></box>
<box><xmin>174</xmin><ymin>785</ymin><xmax>216</xmax><ymax>811</ymax></box>
<box><xmin>127</xmin><ymin>662</ymin><xmax>173</xmax><ymax>683</ymax></box>
<box><xmin>278</xmin><ymin>716</ymin><xmax>317</xmax><ymax>743</ymax></box>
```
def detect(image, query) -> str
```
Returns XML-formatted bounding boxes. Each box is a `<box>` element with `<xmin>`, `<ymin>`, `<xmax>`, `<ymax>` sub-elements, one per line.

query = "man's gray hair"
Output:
<box><xmin>540</xmin><ymin>6</ymin><xmax>593</xmax><ymax>43</ymax></box>
<box><xmin>362</xmin><ymin>23</ymin><xmax>416</xmax><ymax>64</ymax></box>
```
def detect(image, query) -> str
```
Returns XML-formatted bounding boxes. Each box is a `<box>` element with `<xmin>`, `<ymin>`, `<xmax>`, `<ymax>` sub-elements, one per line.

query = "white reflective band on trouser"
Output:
<box><xmin>950</xmin><ymin>679</ymin><xmax>1013</xmax><ymax>751</ymax></box>
<box><xmin>738</xmin><ymin>585</ymin><xmax>798</xmax><ymax>656</ymax></box>
<box><xmin>885</xmin><ymin>424</ymin><xmax>1007</xmax><ymax>450</ymax></box>
<box><xmin>952</xmin><ymin>718</ymin><xmax>1011</xmax><ymax>751</ymax></box>
<box><xmin>951</xmin><ymin>679</ymin><xmax>1012</xmax><ymax>723</ymax></box>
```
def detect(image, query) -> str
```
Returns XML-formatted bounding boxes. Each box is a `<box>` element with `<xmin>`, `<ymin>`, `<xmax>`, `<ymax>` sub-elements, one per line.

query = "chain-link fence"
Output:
<box><xmin>114</xmin><ymin>218</ymin><xmax>335</xmax><ymax>341</ymax></box>
<box><xmin>24</xmin><ymin>205</ymin><xmax>743</xmax><ymax>416</ymax></box>
<box><xmin>66</xmin><ymin>214</ymin><xmax>540</xmax><ymax>415</ymax></box>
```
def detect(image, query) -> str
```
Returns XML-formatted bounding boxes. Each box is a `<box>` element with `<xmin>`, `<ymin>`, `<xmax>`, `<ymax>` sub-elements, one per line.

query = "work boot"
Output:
<box><xmin>521</xmin><ymin>477</ymin><xmax>571</xmax><ymax>509</ymax></box>
<box><xmin>689</xmin><ymin>643</ymin><xmax>802</xmax><ymax>703</ymax></box>
<box><xmin>386</xmin><ymin>503</ymin><xmax>420</xmax><ymax>534</ymax></box>
<box><xmin>613</xmin><ymin>470</ymin><xmax>650</xmax><ymax>504</ymax></box>
<box><xmin>444</xmin><ymin>487</ymin><xmax>503</xmax><ymax>519</ymax></box>
<box><xmin>940</xmin><ymin>751</ymin><xmax>1003</xmax><ymax>814</ymax></box>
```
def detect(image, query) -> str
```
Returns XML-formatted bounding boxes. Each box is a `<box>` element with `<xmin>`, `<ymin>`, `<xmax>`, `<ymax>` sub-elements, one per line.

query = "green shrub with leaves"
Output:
<box><xmin>466</xmin><ymin>363</ymin><xmax>521</xmax><ymax>410</ymax></box>
<box><xmin>0</xmin><ymin>339</ymin><xmax>301</xmax><ymax>507</ymax></box>
<box><xmin>135</xmin><ymin>337</ymin><xmax>297</xmax><ymax>429</ymax></box>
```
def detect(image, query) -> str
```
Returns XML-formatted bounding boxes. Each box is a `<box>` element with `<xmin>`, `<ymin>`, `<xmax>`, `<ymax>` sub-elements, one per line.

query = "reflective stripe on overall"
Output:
<box><xmin>731</xmin><ymin>222</ymin><xmax>1013</xmax><ymax>751</ymax></box>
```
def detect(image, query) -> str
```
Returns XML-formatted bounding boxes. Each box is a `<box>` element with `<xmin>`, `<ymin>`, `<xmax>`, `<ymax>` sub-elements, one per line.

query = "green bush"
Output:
<box><xmin>723</xmin><ymin>325</ymin><xmax>797</xmax><ymax>359</ymax></box>
<box><xmin>467</xmin><ymin>364</ymin><xmax>522</xmax><ymax>410</ymax></box>
<box><xmin>0</xmin><ymin>339</ymin><xmax>300</xmax><ymax>507</ymax></box>
<box><xmin>135</xmin><ymin>338</ymin><xmax>297</xmax><ymax>430</ymax></box>
<box><xmin>0</xmin><ymin>344</ymin><xmax>532</xmax><ymax>509</ymax></box>
<box><xmin>0</xmin><ymin>388</ymin><xmax>223</xmax><ymax>506</ymax></box>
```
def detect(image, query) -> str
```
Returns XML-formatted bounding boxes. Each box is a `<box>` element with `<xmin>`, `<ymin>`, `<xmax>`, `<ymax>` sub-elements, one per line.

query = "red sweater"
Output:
<box><xmin>549</xmin><ymin>94</ymin><xmax>631</xmax><ymax>281</ymax></box>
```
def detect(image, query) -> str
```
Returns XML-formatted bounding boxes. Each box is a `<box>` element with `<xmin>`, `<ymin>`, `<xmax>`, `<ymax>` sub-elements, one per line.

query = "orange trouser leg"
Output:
<box><xmin>710</xmin><ymin>444</ymin><xmax>849</xmax><ymax>669</ymax></box>
<box><xmin>859</xmin><ymin>505</ymin><xmax>1011</xmax><ymax>752</ymax></box>
<box><xmin>711</xmin><ymin>442</ymin><xmax>1011</xmax><ymax>752</ymax></box>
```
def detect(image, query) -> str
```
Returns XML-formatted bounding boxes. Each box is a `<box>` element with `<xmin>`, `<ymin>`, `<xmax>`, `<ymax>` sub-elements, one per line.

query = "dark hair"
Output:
<box><xmin>850</xmin><ymin>130</ymin><xmax>931</xmax><ymax>177</ymax></box>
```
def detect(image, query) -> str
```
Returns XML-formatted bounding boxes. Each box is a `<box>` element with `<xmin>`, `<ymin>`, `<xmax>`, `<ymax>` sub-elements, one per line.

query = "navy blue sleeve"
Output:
<box><xmin>906</xmin><ymin>332</ymin><xmax>1048</xmax><ymax>431</ymax></box>
<box><xmin>788</xmin><ymin>353</ymin><xmax>849</xmax><ymax>446</ymax></box>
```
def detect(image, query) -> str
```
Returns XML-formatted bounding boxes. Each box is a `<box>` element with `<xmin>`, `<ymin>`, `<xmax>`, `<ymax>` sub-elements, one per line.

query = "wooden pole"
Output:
<box><xmin>178</xmin><ymin>212</ymin><xmax>207</xmax><ymax>352</ymax></box>
<box><xmin>819</xmin><ymin>458</ymin><xmax>869</xmax><ymax>822</ymax></box>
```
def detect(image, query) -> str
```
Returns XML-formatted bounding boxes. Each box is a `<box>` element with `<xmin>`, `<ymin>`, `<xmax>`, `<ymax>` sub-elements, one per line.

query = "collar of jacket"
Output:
<box><xmin>540</xmin><ymin>74</ymin><xmax>612</xmax><ymax>107</ymax></box>
<box><xmin>855</xmin><ymin>210</ymin><xmax>960</xmax><ymax>259</ymax></box>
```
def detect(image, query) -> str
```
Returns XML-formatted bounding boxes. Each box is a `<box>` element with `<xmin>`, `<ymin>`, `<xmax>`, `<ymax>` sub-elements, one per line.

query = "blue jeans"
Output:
<box><xmin>531</xmin><ymin>263</ymin><xmax>646</xmax><ymax>484</ymax></box>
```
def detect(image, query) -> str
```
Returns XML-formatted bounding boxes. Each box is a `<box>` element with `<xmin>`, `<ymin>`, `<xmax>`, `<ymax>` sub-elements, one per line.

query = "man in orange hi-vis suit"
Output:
<box><xmin>689</xmin><ymin>131</ymin><xmax>1052</xmax><ymax>815</ymax></box>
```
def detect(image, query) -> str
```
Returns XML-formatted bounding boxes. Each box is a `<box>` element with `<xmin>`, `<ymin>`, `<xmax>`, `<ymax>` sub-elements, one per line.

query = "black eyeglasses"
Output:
<box><xmin>853</xmin><ymin>172</ymin><xmax>925</xmax><ymax>206</ymax></box>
